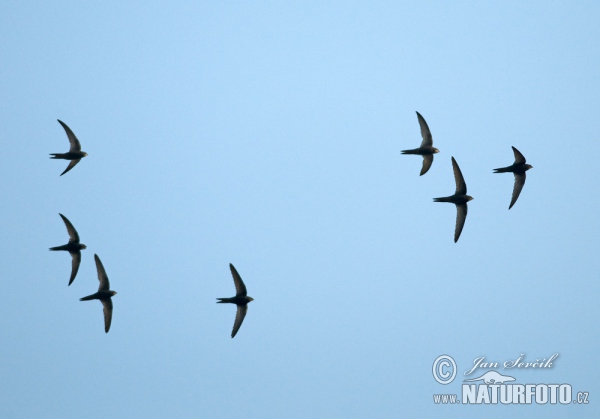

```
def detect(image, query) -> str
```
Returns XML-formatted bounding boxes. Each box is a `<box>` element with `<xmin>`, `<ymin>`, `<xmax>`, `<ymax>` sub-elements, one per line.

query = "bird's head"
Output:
<box><xmin>82</xmin><ymin>152</ymin><xmax>89</xmax><ymax>157</ymax></box>
<box><xmin>433</xmin><ymin>148</ymin><xmax>440</xmax><ymax>154</ymax></box>
<box><xmin>525</xmin><ymin>164</ymin><xmax>533</xmax><ymax>171</ymax></box>
<box><xmin>466</xmin><ymin>196</ymin><xmax>474</xmax><ymax>202</ymax></box>
<box><xmin>110</xmin><ymin>291</ymin><xmax>118</xmax><ymax>296</ymax></box>
<box><xmin>80</xmin><ymin>244</ymin><xmax>87</xmax><ymax>249</ymax></box>
<box><xmin>247</xmin><ymin>297</ymin><xmax>254</xmax><ymax>302</ymax></box>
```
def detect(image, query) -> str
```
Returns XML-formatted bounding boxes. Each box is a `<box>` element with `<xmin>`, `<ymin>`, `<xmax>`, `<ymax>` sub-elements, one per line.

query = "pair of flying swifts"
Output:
<box><xmin>401</xmin><ymin>112</ymin><xmax>533</xmax><ymax>242</ymax></box>
<box><xmin>50</xmin><ymin>120</ymin><xmax>252</xmax><ymax>337</ymax></box>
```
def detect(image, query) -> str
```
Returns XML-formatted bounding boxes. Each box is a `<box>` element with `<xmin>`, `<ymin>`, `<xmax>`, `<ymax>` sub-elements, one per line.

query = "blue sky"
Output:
<box><xmin>1</xmin><ymin>1</ymin><xmax>599</xmax><ymax>418</ymax></box>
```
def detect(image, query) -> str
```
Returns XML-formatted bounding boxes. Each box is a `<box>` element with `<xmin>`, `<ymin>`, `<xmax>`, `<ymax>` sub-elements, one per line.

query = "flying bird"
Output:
<box><xmin>80</xmin><ymin>254</ymin><xmax>117</xmax><ymax>333</ymax></box>
<box><xmin>217</xmin><ymin>264</ymin><xmax>254</xmax><ymax>338</ymax></box>
<box><xmin>494</xmin><ymin>146</ymin><xmax>533</xmax><ymax>209</ymax></box>
<box><xmin>50</xmin><ymin>119</ymin><xmax>88</xmax><ymax>176</ymax></box>
<box><xmin>433</xmin><ymin>157</ymin><xmax>474</xmax><ymax>242</ymax></box>
<box><xmin>401</xmin><ymin>111</ymin><xmax>440</xmax><ymax>176</ymax></box>
<box><xmin>49</xmin><ymin>213</ymin><xmax>86</xmax><ymax>286</ymax></box>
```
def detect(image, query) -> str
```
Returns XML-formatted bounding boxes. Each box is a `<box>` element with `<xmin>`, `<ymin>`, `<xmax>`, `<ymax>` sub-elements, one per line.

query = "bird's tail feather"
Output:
<box><xmin>433</xmin><ymin>197</ymin><xmax>453</xmax><ymax>203</ymax></box>
<box><xmin>80</xmin><ymin>295</ymin><xmax>95</xmax><ymax>301</ymax></box>
<box><xmin>216</xmin><ymin>298</ymin><xmax>233</xmax><ymax>304</ymax></box>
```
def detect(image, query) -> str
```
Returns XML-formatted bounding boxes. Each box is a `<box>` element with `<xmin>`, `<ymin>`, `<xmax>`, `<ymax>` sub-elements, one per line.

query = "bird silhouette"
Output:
<box><xmin>80</xmin><ymin>254</ymin><xmax>117</xmax><ymax>333</ymax></box>
<box><xmin>433</xmin><ymin>157</ymin><xmax>474</xmax><ymax>242</ymax></box>
<box><xmin>217</xmin><ymin>264</ymin><xmax>254</xmax><ymax>338</ymax></box>
<box><xmin>50</xmin><ymin>119</ymin><xmax>88</xmax><ymax>176</ymax></box>
<box><xmin>494</xmin><ymin>146</ymin><xmax>533</xmax><ymax>209</ymax></box>
<box><xmin>49</xmin><ymin>213</ymin><xmax>86</xmax><ymax>286</ymax></box>
<box><xmin>401</xmin><ymin>111</ymin><xmax>440</xmax><ymax>175</ymax></box>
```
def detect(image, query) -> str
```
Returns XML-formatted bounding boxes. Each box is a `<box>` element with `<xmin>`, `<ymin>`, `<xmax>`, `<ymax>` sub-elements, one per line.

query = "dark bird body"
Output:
<box><xmin>494</xmin><ymin>146</ymin><xmax>533</xmax><ymax>209</ymax></box>
<box><xmin>80</xmin><ymin>254</ymin><xmax>117</xmax><ymax>333</ymax></box>
<box><xmin>217</xmin><ymin>264</ymin><xmax>254</xmax><ymax>338</ymax></box>
<box><xmin>49</xmin><ymin>213</ymin><xmax>86</xmax><ymax>285</ymax></box>
<box><xmin>401</xmin><ymin>111</ymin><xmax>440</xmax><ymax>176</ymax></box>
<box><xmin>434</xmin><ymin>157</ymin><xmax>474</xmax><ymax>242</ymax></box>
<box><xmin>50</xmin><ymin>119</ymin><xmax>88</xmax><ymax>176</ymax></box>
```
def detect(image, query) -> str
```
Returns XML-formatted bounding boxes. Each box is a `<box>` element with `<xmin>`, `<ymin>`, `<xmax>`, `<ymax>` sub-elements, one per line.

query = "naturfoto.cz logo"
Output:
<box><xmin>431</xmin><ymin>354</ymin><xmax>590</xmax><ymax>406</ymax></box>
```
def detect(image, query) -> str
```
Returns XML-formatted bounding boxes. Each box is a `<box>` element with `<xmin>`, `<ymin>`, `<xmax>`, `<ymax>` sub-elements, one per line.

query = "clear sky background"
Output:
<box><xmin>1</xmin><ymin>1</ymin><xmax>599</xmax><ymax>418</ymax></box>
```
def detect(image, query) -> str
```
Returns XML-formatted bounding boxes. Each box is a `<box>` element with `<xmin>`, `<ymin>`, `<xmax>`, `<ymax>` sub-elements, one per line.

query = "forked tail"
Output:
<box><xmin>216</xmin><ymin>298</ymin><xmax>234</xmax><ymax>304</ymax></box>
